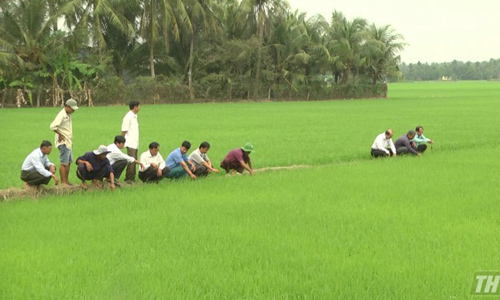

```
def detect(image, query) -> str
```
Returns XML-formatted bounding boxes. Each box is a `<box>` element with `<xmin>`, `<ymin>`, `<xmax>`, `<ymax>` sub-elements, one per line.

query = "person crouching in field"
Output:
<box><xmin>371</xmin><ymin>129</ymin><xmax>397</xmax><ymax>158</ymax></box>
<box><xmin>165</xmin><ymin>141</ymin><xmax>197</xmax><ymax>180</ymax></box>
<box><xmin>395</xmin><ymin>131</ymin><xmax>421</xmax><ymax>156</ymax></box>
<box><xmin>412</xmin><ymin>125</ymin><xmax>434</xmax><ymax>153</ymax></box>
<box><xmin>138</xmin><ymin>142</ymin><xmax>170</xmax><ymax>183</ymax></box>
<box><xmin>21</xmin><ymin>140</ymin><xmax>59</xmax><ymax>188</ymax></box>
<box><xmin>76</xmin><ymin>145</ymin><xmax>116</xmax><ymax>190</ymax></box>
<box><xmin>188</xmin><ymin>142</ymin><xmax>220</xmax><ymax>177</ymax></box>
<box><xmin>107</xmin><ymin>135</ymin><xmax>143</xmax><ymax>186</ymax></box>
<box><xmin>220</xmin><ymin>143</ymin><xmax>254</xmax><ymax>175</ymax></box>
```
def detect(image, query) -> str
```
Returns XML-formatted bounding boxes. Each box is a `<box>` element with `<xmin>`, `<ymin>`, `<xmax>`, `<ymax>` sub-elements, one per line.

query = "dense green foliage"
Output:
<box><xmin>401</xmin><ymin>59</ymin><xmax>500</xmax><ymax>81</ymax></box>
<box><xmin>1</xmin><ymin>82</ymin><xmax>500</xmax><ymax>299</ymax></box>
<box><xmin>0</xmin><ymin>0</ymin><xmax>405</xmax><ymax>106</ymax></box>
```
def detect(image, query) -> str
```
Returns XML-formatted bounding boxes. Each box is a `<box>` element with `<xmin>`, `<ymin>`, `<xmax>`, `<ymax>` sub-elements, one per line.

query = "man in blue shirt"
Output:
<box><xmin>165</xmin><ymin>141</ymin><xmax>197</xmax><ymax>180</ymax></box>
<box><xmin>21</xmin><ymin>141</ymin><xmax>59</xmax><ymax>188</ymax></box>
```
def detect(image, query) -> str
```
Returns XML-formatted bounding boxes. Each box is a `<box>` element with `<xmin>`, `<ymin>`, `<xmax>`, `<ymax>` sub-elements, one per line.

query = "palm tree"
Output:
<box><xmin>139</xmin><ymin>0</ymin><xmax>189</xmax><ymax>78</ymax></box>
<box><xmin>181</xmin><ymin>0</ymin><xmax>221</xmax><ymax>99</ymax></box>
<box><xmin>326</xmin><ymin>11</ymin><xmax>367</xmax><ymax>84</ymax></box>
<box><xmin>364</xmin><ymin>24</ymin><xmax>406</xmax><ymax>84</ymax></box>
<box><xmin>238</xmin><ymin>0</ymin><xmax>289</xmax><ymax>99</ymax></box>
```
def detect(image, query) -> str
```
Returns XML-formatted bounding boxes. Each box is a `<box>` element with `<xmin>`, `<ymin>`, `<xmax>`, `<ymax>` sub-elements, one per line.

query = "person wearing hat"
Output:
<box><xmin>20</xmin><ymin>140</ymin><xmax>59</xmax><ymax>188</ymax></box>
<box><xmin>75</xmin><ymin>145</ymin><xmax>116</xmax><ymax>190</ymax></box>
<box><xmin>50</xmin><ymin>98</ymin><xmax>78</xmax><ymax>187</ymax></box>
<box><xmin>220</xmin><ymin>143</ymin><xmax>254</xmax><ymax>175</ymax></box>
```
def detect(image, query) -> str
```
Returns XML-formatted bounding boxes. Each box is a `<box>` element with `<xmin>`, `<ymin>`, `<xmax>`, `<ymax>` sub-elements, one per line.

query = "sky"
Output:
<box><xmin>286</xmin><ymin>0</ymin><xmax>500</xmax><ymax>64</ymax></box>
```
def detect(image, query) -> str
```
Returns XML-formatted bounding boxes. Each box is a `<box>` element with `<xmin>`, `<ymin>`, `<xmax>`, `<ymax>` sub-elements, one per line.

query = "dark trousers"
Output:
<box><xmin>77</xmin><ymin>165</ymin><xmax>110</xmax><ymax>181</ymax></box>
<box><xmin>416</xmin><ymin>144</ymin><xmax>427</xmax><ymax>153</ymax></box>
<box><xmin>125</xmin><ymin>147</ymin><xmax>137</xmax><ymax>182</ymax></box>
<box><xmin>396</xmin><ymin>147</ymin><xmax>409</xmax><ymax>155</ymax></box>
<box><xmin>138</xmin><ymin>167</ymin><xmax>170</xmax><ymax>183</ymax></box>
<box><xmin>220</xmin><ymin>159</ymin><xmax>245</xmax><ymax>173</ymax></box>
<box><xmin>371</xmin><ymin>149</ymin><xmax>394</xmax><ymax>158</ymax></box>
<box><xmin>21</xmin><ymin>170</ymin><xmax>51</xmax><ymax>186</ymax></box>
<box><xmin>193</xmin><ymin>163</ymin><xmax>210</xmax><ymax>177</ymax></box>
<box><xmin>112</xmin><ymin>160</ymin><xmax>128</xmax><ymax>180</ymax></box>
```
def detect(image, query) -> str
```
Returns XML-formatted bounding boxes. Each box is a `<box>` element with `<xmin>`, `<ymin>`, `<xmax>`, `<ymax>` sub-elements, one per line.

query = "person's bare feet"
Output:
<box><xmin>23</xmin><ymin>182</ymin><xmax>35</xmax><ymax>190</ymax></box>
<box><xmin>91</xmin><ymin>180</ymin><xmax>102</xmax><ymax>189</ymax></box>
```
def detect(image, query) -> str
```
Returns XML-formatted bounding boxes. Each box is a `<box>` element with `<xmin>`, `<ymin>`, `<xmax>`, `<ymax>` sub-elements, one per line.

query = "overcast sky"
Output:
<box><xmin>286</xmin><ymin>0</ymin><xmax>500</xmax><ymax>64</ymax></box>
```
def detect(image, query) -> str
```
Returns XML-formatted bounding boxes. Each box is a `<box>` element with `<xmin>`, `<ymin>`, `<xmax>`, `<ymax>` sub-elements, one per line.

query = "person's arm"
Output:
<box><xmin>374</xmin><ymin>136</ymin><xmax>390</xmax><ymax>154</ymax></box>
<box><xmin>404</xmin><ymin>139</ymin><xmax>420</xmax><ymax>155</ymax></box>
<box><xmin>180</xmin><ymin>161</ymin><xmax>196</xmax><ymax>179</ymax></box>
<box><xmin>31</xmin><ymin>156</ymin><xmax>54</xmax><ymax>178</ymax></box>
<box><xmin>76</xmin><ymin>155</ymin><xmax>94</xmax><ymax>171</ymax></box>
<box><xmin>50</xmin><ymin>113</ymin><xmax>65</xmax><ymax>142</ymax></box>
<box><xmin>389</xmin><ymin>139</ymin><xmax>397</xmax><ymax>156</ymax></box>
<box><xmin>139</xmin><ymin>152</ymin><xmax>151</xmax><ymax>171</ymax></box>
<box><xmin>121</xmin><ymin>113</ymin><xmax>130</xmax><ymax>136</ymax></box>
<box><xmin>105</xmin><ymin>161</ymin><xmax>116</xmax><ymax>189</ymax></box>
<box><xmin>201</xmin><ymin>160</ymin><xmax>219</xmax><ymax>173</ymax></box>
<box><xmin>239</xmin><ymin>160</ymin><xmax>254</xmax><ymax>175</ymax></box>
<box><xmin>422</xmin><ymin>134</ymin><xmax>434</xmax><ymax>144</ymax></box>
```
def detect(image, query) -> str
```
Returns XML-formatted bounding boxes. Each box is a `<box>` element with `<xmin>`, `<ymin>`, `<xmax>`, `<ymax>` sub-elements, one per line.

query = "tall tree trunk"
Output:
<box><xmin>188</xmin><ymin>35</ymin><xmax>194</xmax><ymax>100</ymax></box>
<box><xmin>254</xmin><ymin>2</ymin><xmax>264</xmax><ymax>99</ymax></box>
<box><xmin>1</xmin><ymin>89</ymin><xmax>6</xmax><ymax>108</ymax></box>
<box><xmin>149</xmin><ymin>43</ymin><xmax>156</xmax><ymax>79</ymax></box>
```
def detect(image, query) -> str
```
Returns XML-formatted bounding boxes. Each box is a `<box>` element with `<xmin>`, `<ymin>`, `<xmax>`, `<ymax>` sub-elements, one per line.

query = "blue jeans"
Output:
<box><xmin>58</xmin><ymin>144</ymin><xmax>73</xmax><ymax>164</ymax></box>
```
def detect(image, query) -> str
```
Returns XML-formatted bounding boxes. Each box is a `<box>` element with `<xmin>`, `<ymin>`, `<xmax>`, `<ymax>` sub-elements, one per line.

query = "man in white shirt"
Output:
<box><xmin>50</xmin><ymin>98</ymin><xmax>78</xmax><ymax>187</ymax></box>
<box><xmin>188</xmin><ymin>142</ymin><xmax>220</xmax><ymax>177</ymax></box>
<box><xmin>371</xmin><ymin>129</ymin><xmax>397</xmax><ymax>158</ymax></box>
<box><xmin>21</xmin><ymin>141</ymin><xmax>59</xmax><ymax>188</ymax></box>
<box><xmin>107</xmin><ymin>135</ymin><xmax>143</xmax><ymax>185</ymax></box>
<box><xmin>138</xmin><ymin>142</ymin><xmax>170</xmax><ymax>183</ymax></box>
<box><xmin>121</xmin><ymin>101</ymin><xmax>140</xmax><ymax>182</ymax></box>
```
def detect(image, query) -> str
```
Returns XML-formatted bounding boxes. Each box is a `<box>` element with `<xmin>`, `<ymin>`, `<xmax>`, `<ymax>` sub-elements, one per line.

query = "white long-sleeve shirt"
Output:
<box><xmin>371</xmin><ymin>133</ymin><xmax>396</xmax><ymax>154</ymax></box>
<box><xmin>139</xmin><ymin>150</ymin><xmax>165</xmax><ymax>171</ymax></box>
<box><xmin>106</xmin><ymin>143</ymin><xmax>135</xmax><ymax>165</ymax></box>
<box><xmin>21</xmin><ymin>148</ymin><xmax>55</xmax><ymax>177</ymax></box>
<box><xmin>121</xmin><ymin>111</ymin><xmax>139</xmax><ymax>149</ymax></box>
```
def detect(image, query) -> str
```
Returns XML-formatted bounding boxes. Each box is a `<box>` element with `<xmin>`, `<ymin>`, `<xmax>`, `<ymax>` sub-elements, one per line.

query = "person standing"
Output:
<box><xmin>370</xmin><ymin>129</ymin><xmax>397</xmax><ymax>158</ymax></box>
<box><xmin>21</xmin><ymin>141</ymin><xmax>59</xmax><ymax>188</ymax></box>
<box><xmin>188</xmin><ymin>142</ymin><xmax>219</xmax><ymax>177</ymax></box>
<box><xmin>121</xmin><ymin>101</ymin><xmax>140</xmax><ymax>182</ymax></box>
<box><xmin>220</xmin><ymin>143</ymin><xmax>254</xmax><ymax>175</ymax></box>
<box><xmin>413</xmin><ymin>125</ymin><xmax>434</xmax><ymax>153</ymax></box>
<box><xmin>50</xmin><ymin>98</ymin><xmax>78</xmax><ymax>187</ymax></box>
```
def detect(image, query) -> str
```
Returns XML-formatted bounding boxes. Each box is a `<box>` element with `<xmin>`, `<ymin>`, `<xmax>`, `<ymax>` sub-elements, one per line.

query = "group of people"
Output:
<box><xmin>20</xmin><ymin>100</ymin><xmax>255</xmax><ymax>190</ymax></box>
<box><xmin>20</xmin><ymin>99</ymin><xmax>436</xmax><ymax>190</ymax></box>
<box><xmin>370</xmin><ymin>126</ymin><xmax>434</xmax><ymax>158</ymax></box>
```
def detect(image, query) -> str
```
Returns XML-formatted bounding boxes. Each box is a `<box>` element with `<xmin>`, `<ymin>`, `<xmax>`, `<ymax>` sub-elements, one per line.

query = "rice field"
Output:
<box><xmin>1</xmin><ymin>81</ymin><xmax>499</xmax><ymax>299</ymax></box>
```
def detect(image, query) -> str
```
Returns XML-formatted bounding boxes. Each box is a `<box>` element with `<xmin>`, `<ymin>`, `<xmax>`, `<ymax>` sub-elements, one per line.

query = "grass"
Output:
<box><xmin>1</xmin><ymin>81</ymin><xmax>500</xmax><ymax>299</ymax></box>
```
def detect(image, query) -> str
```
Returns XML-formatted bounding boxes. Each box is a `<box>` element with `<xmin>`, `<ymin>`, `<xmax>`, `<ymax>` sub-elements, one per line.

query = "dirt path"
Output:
<box><xmin>0</xmin><ymin>164</ymin><xmax>317</xmax><ymax>201</ymax></box>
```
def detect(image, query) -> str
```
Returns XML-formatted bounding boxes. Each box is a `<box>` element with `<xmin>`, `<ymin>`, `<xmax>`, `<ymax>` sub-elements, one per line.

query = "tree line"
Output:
<box><xmin>0</xmin><ymin>0</ymin><xmax>405</xmax><ymax>107</ymax></box>
<box><xmin>400</xmin><ymin>59</ymin><xmax>500</xmax><ymax>81</ymax></box>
